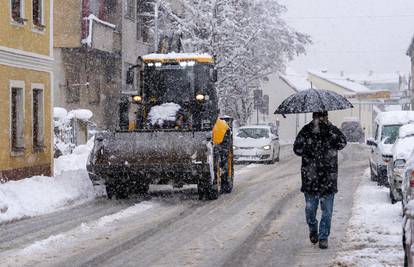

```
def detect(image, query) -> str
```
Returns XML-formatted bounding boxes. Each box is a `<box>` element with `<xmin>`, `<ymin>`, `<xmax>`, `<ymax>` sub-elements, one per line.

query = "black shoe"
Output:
<box><xmin>319</xmin><ymin>239</ymin><xmax>328</xmax><ymax>249</ymax></box>
<box><xmin>309</xmin><ymin>232</ymin><xmax>318</xmax><ymax>244</ymax></box>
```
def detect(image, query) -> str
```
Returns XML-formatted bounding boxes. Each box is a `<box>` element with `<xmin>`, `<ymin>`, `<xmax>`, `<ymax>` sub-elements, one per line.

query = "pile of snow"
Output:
<box><xmin>53</xmin><ymin>107</ymin><xmax>68</xmax><ymax>121</ymax></box>
<box><xmin>375</xmin><ymin>110</ymin><xmax>414</xmax><ymax>126</ymax></box>
<box><xmin>0</xmin><ymin>140</ymin><xmax>99</xmax><ymax>224</ymax></box>
<box><xmin>54</xmin><ymin>139</ymin><xmax>93</xmax><ymax>176</ymax></box>
<box><xmin>333</xmin><ymin>168</ymin><xmax>403</xmax><ymax>266</ymax></box>
<box><xmin>148</xmin><ymin>103</ymin><xmax>181</xmax><ymax>126</ymax></box>
<box><xmin>66</xmin><ymin>109</ymin><xmax>93</xmax><ymax>122</ymax></box>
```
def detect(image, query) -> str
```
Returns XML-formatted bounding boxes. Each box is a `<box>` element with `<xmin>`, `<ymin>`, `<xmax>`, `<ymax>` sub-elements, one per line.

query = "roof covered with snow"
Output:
<box><xmin>308</xmin><ymin>70</ymin><xmax>373</xmax><ymax>93</ymax></box>
<box><xmin>375</xmin><ymin>111</ymin><xmax>414</xmax><ymax>125</ymax></box>
<box><xmin>279</xmin><ymin>74</ymin><xmax>312</xmax><ymax>92</ymax></box>
<box><xmin>143</xmin><ymin>53</ymin><xmax>214</xmax><ymax>63</ymax></box>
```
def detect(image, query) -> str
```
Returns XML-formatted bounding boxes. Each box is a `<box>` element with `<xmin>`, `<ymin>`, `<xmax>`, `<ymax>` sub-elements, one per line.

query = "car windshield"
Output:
<box><xmin>382</xmin><ymin>125</ymin><xmax>402</xmax><ymax>144</ymax></box>
<box><xmin>236</xmin><ymin>128</ymin><xmax>269</xmax><ymax>139</ymax></box>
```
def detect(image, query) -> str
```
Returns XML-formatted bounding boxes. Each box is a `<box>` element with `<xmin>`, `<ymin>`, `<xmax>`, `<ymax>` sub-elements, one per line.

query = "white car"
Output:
<box><xmin>388</xmin><ymin>124</ymin><xmax>414</xmax><ymax>203</ymax></box>
<box><xmin>368</xmin><ymin>111</ymin><xmax>414</xmax><ymax>186</ymax></box>
<box><xmin>233</xmin><ymin>125</ymin><xmax>280</xmax><ymax>164</ymax></box>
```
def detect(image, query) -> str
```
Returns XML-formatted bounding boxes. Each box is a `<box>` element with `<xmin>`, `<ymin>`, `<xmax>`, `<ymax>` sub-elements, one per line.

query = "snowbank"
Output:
<box><xmin>148</xmin><ymin>103</ymin><xmax>181</xmax><ymax>126</ymax></box>
<box><xmin>66</xmin><ymin>109</ymin><xmax>93</xmax><ymax>121</ymax></box>
<box><xmin>333</xmin><ymin>168</ymin><xmax>403</xmax><ymax>266</ymax></box>
<box><xmin>0</xmin><ymin>140</ymin><xmax>100</xmax><ymax>224</ymax></box>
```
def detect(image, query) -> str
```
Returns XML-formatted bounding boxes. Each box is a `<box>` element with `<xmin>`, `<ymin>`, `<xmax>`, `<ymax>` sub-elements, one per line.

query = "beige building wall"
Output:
<box><xmin>54</xmin><ymin>0</ymin><xmax>82</xmax><ymax>48</ymax></box>
<box><xmin>308</xmin><ymin>73</ymin><xmax>375</xmax><ymax>138</ymax></box>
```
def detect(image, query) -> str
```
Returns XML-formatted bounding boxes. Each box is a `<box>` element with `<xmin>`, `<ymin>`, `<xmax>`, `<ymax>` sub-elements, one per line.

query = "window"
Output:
<box><xmin>125</xmin><ymin>0</ymin><xmax>136</xmax><ymax>20</ymax></box>
<box><xmin>32</xmin><ymin>0</ymin><xmax>44</xmax><ymax>28</ymax></box>
<box><xmin>11</xmin><ymin>0</ymin><xmax>25</xmax><ymax>23</ymax></box>
<box><xmin>10</xmin><ymin>84</ymin><xmax>24</xmax><ymax>154</ymax></box>
<box><xmin>32</xmin><ymin>87</ymin><xmax>44</xmax><ymax>150</ymax></box>
<box><xmin>137</xmin><ymin>0</ymin><xmax>153</xmax><ymax>42</ymax></box>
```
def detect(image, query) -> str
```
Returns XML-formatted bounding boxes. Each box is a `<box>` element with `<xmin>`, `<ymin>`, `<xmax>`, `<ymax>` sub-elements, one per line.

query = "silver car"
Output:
<box><xmin>233</xmin><ymin>125</ymin><xmax>280</xmax><ymax>164</ymax></box>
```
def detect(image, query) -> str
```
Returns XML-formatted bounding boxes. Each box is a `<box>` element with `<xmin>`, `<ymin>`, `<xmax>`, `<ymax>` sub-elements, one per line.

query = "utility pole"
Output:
<box><xmin>154</xmin><ymin>0</ymin><xmax>160</xmax><ymax>52</ymax></box>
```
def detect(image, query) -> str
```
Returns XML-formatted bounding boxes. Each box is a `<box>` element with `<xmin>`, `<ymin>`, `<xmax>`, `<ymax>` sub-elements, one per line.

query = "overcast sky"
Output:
<box><xmin>280</xmin><ymin>0</ymin><xmax>414</xmax><ymax>76</ymax></box>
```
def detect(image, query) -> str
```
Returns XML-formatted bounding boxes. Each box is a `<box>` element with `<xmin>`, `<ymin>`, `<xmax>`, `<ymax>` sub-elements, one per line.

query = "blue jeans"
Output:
<box><xmin>304</xmin><ymin>193</ymin><xmax>335</xmax><ymax>241</ymax></box>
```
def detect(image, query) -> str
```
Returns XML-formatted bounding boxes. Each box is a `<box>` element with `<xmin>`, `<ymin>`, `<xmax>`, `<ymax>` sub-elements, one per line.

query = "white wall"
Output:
<box><xmin>251</xmin><ymin>74</ymin><xmax>310</xmax><ymax>143</ymax></box>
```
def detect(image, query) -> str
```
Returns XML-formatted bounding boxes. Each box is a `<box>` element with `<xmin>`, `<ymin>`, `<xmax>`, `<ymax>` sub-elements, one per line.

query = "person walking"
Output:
<box><xmin>293</xmin><ymin>111</ymin><xmax>347</xmax><ymax>249</ymax></box>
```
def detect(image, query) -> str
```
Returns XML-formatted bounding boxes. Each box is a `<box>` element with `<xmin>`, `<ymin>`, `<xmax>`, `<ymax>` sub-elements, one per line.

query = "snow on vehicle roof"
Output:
<box><xmin>238</xmin><ymin>125</ymin><xmax>271</xmax><ymax>130</ymax></box>
<box><xmin>375</xmin><ymin>111</ymin><xmax>414</xmax><ymax>125</ymax></box>
<box><xmin>53</xmin><ymin>107</ymin><xmax>68</xmax><ymax>120</ymax></box>
<box><xmin>308</xmin><ymin>70</ymin><xmax>372</xmax><ymax>94</ymax></box>
<box><xmin>393</xmin><ymin>134</ymin><xmax>414</xmax><ymax>160</ymax></box>
<box><xmin>399</xmin><ymin>124</ymin><xmax>414</xmax><ymax>138</ymax></box>
<box><xmin>66</xmin><ymin>109</ymin><xmax>93</xmax><ymax>121</ymax></box>
<box><xmin>143</xmin><ymin>53</ymin><xmax>214</xmax><ymax>63</ymax></box>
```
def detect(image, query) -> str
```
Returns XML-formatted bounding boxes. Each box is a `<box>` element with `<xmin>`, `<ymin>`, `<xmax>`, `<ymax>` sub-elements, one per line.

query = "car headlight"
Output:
<box><xmin>262</xmin><ymin>145</ymin><xmax>271</xmax><ymax>150</ymax></box>
<box><xmin>394</xmin><ymin>159</ymin><xmax>406</xmax><ymax>168</ymax></box>
<box><xmin>233</xmin><ymin>145</ymin><xmax>238</xmax><ymax>150</ymax></box>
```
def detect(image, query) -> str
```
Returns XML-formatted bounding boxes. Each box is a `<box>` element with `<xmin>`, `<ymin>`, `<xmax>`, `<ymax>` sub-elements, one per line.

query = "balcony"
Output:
<box><xmin>81</xmin><ymin>14</ymin><xmax>120</xmax><ymax>53</ymax></box>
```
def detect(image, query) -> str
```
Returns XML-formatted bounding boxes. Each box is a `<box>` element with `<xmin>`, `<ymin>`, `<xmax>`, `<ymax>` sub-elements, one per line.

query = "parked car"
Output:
<box><xmin>233</xmin><ymin>125</ymin><xmax>280</xmax><ymax>164</ymax></box>
<box><xmin>388</xmin><ymin>124</ymin><xmax>414</xmax><ymax>203</ymax></box>
<box><xmin>341</xmin><ymin>118</ymin><xmax>365</xmax><ymax>143</ymax></box>
<box><xmin>368</xmin><ymin>111</ymin><xmax>414</xmax><ymax>186</ymax></box>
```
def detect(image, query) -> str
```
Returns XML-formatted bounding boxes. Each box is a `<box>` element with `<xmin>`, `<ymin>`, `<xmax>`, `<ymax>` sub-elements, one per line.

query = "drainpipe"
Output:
<box><xmin>81</xmin><ymin>0</ymin><xmax>90</xmax><ymax>40</ymax></box>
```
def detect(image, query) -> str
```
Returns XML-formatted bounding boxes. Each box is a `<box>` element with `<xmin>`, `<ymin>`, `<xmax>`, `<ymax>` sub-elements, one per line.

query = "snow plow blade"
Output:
<box><xmin>87</xmin><ymin>130</ymin><xmax>211</xmax><ymax>186</ymax></box>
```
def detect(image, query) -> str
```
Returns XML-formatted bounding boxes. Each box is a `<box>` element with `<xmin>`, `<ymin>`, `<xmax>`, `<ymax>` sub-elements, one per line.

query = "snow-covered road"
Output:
<box><xmin>0</xmin><ymin>145</ymin><xmax>384</xmax><ymax>267</ymax></box>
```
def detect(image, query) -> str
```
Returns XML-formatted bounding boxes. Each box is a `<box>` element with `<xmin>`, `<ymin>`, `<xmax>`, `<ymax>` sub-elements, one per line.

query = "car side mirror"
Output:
<box><xmin>126</xmin><ymin>69</ymin><xmax>134</xmax><ymax>85</ymax></box>
<box><xmin>366</xmin><ymin>138</ymin><xmax>377</xmax><ymax>147</ymax></box>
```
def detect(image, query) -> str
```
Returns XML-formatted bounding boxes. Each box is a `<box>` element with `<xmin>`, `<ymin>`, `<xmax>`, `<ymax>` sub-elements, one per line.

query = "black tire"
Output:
<box><xmin>106</xmin><ymin>183</ymin><xmax>115</xmax><ymax>199</ymax></box>
<box><xmin>370</xmin><ymin>164</ymin><xmax>377</xmax><ymax>182</ymax></box>
<box><xmin>132</xmin><ymin>181</ymin><xmax>150</xmax><ymax>195</ymax></box>
<box><xmin>390</xmin><ymin>189</ymin><xmax>397</xmax><ymax>204</ymax></box>
<box><xmin>207</xmin><ymin>155</ymin><xmax>221</xmax><ymax>200</ymax></box>
<box><xmin>222</xmin><ymin>148</ymin><xmax>234</xmax><ymax>194</ymax></box>
<box><xmin>114</xmin><ymin>182</ymin><xmax>129</xmax><ymax>199</ymax></box>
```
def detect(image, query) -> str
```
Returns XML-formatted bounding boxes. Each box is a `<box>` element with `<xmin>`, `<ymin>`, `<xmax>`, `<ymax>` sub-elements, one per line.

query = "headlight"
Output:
<box><xmin>132</xmin><ymin>95</ymin><xmax>142</xmax><ymax>103</ymax></box>
<box><xmin>262</xmin><ymin>145</ymin><xmax>271</xmax><ymax>150</ymax></box>
<box><xmin>196</xmin><ymin>94</ymin><xmax>205</xmax><ymax>101</ymax></box>
<box><xmin>233</xmin><ymin>145</ymin><xmax>238</xmax><ymax>150</ymax></box>
<box><xmin>394</xmin><ymin>159</ymin><xmax>406</xmax><ymax>168</ymax></box>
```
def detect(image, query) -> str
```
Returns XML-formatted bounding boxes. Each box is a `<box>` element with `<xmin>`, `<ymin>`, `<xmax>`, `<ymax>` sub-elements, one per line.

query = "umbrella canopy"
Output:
<box><xmin>274</xmin><ymin>88</ymin><xmax>353</xmax><ymax>115</ymax></box>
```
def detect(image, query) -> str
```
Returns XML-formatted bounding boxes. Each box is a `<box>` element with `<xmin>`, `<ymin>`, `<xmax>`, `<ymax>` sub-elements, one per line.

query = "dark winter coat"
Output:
<box><xmin>293</xmin><ymin>121</ymin><xmax>347</xmax><ymax>195</ymax></box>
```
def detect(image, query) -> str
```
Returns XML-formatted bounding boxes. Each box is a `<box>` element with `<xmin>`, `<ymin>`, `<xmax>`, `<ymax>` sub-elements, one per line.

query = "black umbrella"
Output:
<box><xmin>274</xmin><ymin>88</ymin><xmax>353</xmax><ymax>116</ymax></box>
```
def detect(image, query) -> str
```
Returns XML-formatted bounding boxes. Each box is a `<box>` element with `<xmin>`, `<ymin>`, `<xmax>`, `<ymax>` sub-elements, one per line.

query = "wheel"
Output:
<box><xmin>370</xmin><ymin>164</ymin><xmax>377</xmax><ymax>182</ymax></box>
<box><xmin>198</xmin><ymin>152</ymin><xmax>221</xmax><ymax>200</ymax></box>
<box><xmin>207</xmin><ymin>155</ymin><xmax>221</xmax><ymax>200</ymax></box>
<box><xmin>222</xmin><ymin>147</ymin><xmax>234</xmax><ymax>194</ymax></box>
<box><xmin>390</xmin><ymin>188</ymin><xmax>397</xmax><ymax>204</ymax></box>
<box><xmin>132</xmin><ymin>181</ymin><xmax>150</xmax><ymax>195</ymax></box>
<box><xmin>106</xmin><ymin>183</ymin><xmax>115</xmax><ymax>199</ymax></box>
<box><xmin>114</xmin><ymin>182</ymin><xmax>129</xmax><ymax>199</ymax></box>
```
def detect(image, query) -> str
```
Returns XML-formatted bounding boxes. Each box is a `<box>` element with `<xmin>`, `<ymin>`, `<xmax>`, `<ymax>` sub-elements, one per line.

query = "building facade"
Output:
<box><xmin>54</xmin><ymin>0</ymin><xmax>153</xmax><ymax>130</ymax></box>
<box><xmin>0</xmin><ymin>0</ymin><xmax>54</xmax><ymax>181</ymax></box>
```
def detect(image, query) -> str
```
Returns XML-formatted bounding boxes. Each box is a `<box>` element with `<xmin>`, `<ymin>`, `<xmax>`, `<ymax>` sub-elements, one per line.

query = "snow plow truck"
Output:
<box><xmin>87</xmin><ymin>53</ymin><xmax>234</xmax><ymax>200</ymax></box>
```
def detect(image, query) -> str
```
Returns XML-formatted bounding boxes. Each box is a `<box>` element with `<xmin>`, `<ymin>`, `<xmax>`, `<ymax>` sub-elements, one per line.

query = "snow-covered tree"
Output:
<box><xmin>155</xmin><ymin>0</ymin><xmax>311</xmax><ymax>124</ymax></box>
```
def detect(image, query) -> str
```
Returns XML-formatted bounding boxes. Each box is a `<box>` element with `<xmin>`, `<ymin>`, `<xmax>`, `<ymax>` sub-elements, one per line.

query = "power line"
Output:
<box><xmin>285</xmin><ymin>14</ymin><xmax>414</xmax><ymax>20</ymax></box>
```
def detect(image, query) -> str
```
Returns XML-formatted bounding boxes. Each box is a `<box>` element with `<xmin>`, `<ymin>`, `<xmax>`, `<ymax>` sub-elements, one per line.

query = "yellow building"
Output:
<box><xmin>0</xmin><ymin>0</ymin><xmax>53</xmax><ymax>181</ymax></box>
